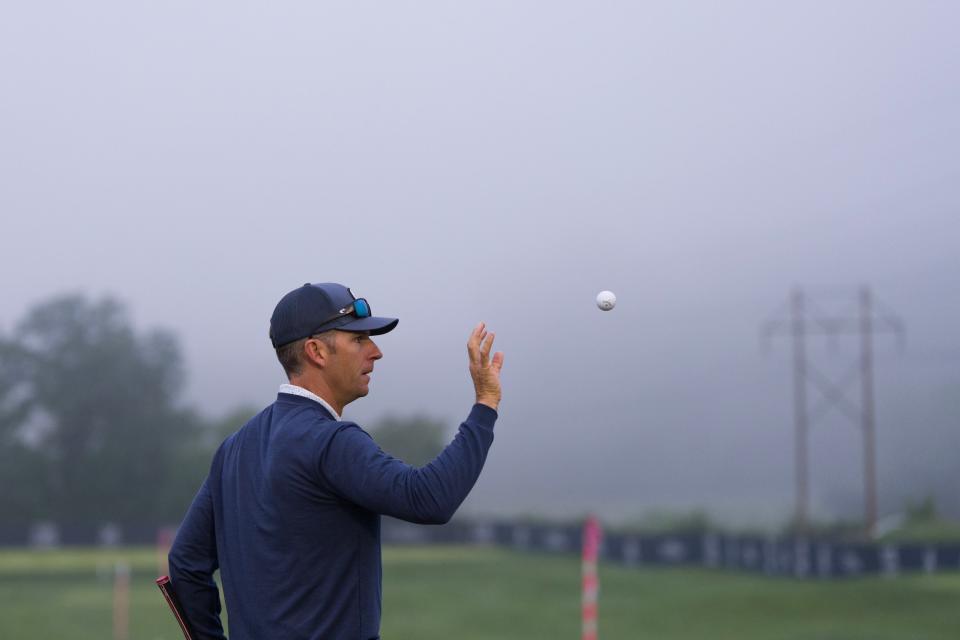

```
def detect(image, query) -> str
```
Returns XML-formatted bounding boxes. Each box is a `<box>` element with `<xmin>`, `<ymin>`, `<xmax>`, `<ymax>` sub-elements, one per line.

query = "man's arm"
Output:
<box><xmin>320</xmin><ymin>323</ymin><xmax>504</xmax><ymax>524</ymax></box>
<box><xmin>323</xmin><ymin>404</ymin><xmax>496</xmax><ymax>523</ymax></box>
<box><xmin>168</xmin><ymin>479</ymin><xmax>227</xmax><ymax>640</ymax></box>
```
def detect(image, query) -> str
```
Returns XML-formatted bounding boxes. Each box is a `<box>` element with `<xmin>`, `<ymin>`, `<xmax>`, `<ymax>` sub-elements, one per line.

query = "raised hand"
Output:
<box><xmin>467</xmin><ymin>322</ymin><xmax>504</xmax><ymax>411</ymax></box>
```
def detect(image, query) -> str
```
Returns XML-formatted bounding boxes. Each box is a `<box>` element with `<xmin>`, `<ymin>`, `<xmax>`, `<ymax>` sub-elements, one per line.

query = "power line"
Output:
<box><xmin>761</xmin><ymin>286</ymin><xmax>905</xmax><ymax>536</ymax></box>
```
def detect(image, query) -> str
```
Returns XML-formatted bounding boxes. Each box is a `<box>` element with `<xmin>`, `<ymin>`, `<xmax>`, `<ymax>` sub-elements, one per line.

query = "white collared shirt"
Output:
<box><xmin>278</xmin><ymin>383</ymin><xmax>342</xmax><ymax>421</ymax></box>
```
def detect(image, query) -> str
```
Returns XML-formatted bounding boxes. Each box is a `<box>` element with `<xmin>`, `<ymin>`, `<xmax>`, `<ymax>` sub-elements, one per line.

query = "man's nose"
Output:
<box><xmin>369</xmin><ymin>340</ymin><xmax>382</xmax><ymax>360</ymax></box>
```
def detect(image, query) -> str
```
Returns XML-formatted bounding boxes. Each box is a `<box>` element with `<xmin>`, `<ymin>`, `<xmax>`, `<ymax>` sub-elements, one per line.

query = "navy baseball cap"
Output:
<box><xmin>269</xmin><ymin>283</ymin><xmax>398</xmax><ymax>348</ymax></box>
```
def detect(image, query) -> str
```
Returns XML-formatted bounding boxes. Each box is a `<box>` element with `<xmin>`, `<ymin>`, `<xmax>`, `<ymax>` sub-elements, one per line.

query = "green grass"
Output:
<box><xmin>882</xmin><ymin>520</ymin><xmax>960</xmax><ymax>544</ymax></box>
<box><xmin>0</xmin><ymin>546</ymin><xmax>958</xmax><ymax>639</ymax></box>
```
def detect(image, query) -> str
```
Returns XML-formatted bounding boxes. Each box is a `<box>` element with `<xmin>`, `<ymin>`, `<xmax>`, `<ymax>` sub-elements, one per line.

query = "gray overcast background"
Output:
<box><xmin>2</xmin><ymin>2</ymin><xmax>958</xmax><ymax>525</ymax></box>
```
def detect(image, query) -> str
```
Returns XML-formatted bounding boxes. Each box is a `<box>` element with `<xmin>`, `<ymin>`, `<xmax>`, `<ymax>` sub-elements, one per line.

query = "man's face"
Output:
<box><xmin>323</xmin><ymin>330</ymin><xmax>383</xmax><ymax>408</ymax></box>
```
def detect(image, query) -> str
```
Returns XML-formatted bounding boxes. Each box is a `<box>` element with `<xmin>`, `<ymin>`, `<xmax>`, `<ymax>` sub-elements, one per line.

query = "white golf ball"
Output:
<box><xmin>596</xmin><ymin>290</ymin><xmax>616</xmax><ymax>311</ymax></box>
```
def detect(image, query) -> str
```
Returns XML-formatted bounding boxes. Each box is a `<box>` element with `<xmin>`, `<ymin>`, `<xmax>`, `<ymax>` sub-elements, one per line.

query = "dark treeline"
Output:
<box><xmin>0</xmin><ymin>294</ymin><xmax>444</xmax><ymax>530</ymax></box>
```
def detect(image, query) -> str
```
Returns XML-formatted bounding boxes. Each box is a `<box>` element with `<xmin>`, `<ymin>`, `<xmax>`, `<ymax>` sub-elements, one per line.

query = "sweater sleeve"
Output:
<box><xmin>168</xmin><ymin>479</ymin><xmax>227</xmax><ymax>640</ymax></box>
<box><xmin>320</xmin><ymin>403</ymin><xmax>497</xmax><ymax>524</ymax></box>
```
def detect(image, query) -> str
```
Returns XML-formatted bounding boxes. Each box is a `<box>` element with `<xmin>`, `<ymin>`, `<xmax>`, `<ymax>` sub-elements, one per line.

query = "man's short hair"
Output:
<box><xmin>276</xmin><ymin>332</ymin><xmax>338</xmax><ymax>378</ymax></box>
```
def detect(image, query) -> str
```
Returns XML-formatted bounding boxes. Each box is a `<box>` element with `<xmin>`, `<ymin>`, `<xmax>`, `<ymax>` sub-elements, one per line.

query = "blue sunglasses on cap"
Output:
<box><xmin>311</xmin><ymin>298</ymin><xmax>372</xmax><ymax>333</ymax></box>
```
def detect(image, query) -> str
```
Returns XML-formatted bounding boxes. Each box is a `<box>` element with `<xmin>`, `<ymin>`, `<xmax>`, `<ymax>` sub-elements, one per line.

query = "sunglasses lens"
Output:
<box><xmin>354</xmin><ymin>299</ymin><xmax>371</xmax><ymax>318</ymax></box>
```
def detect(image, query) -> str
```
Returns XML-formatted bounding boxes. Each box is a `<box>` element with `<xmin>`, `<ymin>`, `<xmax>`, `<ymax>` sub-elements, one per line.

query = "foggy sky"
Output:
<box><xmin>2</xmin><ymin>2</ymin><xmax>959</xmax><ymax>526</ymax></box>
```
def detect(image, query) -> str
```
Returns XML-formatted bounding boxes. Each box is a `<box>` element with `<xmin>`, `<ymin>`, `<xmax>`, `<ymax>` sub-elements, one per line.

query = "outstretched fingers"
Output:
<box><xmin>467</xmin><ymin>322</ymin><xmax>484</xmax><ymax>364</ymax></box>
<box><xmin>479</xmin><ymin>332</ymin><xmax>495</xmax><ymax>365</ymax></box>
<box><xmin>491</xmin><ymin>350</ymin><xmax>504</xmax><ymax>374</ymax></box>
<box><xmin>468</xmin><ymin>322</ymin><xmax>490</xmax><ymax>365</ymax></box>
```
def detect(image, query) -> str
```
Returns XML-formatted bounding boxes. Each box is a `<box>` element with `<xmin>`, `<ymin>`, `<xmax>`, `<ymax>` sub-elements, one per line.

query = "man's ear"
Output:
<box><xmin>304</xmin><ymin>337</ymin><xmax>327</xmax><ymax>368</ymax></box>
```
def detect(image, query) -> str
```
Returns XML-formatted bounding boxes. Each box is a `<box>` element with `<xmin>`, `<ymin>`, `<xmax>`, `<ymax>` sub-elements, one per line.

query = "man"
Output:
<box><xmin>168</xmin><ymin>282</ymin><xmax>503</xmax><ymax>639</ymax></box>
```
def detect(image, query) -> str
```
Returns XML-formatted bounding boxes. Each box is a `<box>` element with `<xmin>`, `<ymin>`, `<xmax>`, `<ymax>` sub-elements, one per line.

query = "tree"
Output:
<box><xmin>368</xmin><ymin>414</ymin><xmax>448</xmax><ymax>467</ymax></box>
<box><xmin>206</xmin><ymin>405</ymin><xmax>261</xmax><ymax>447</ymax></box>
<box><xmin>0</xmin><ymin>339</ymin><xmax>47</xmax><ymax>525</ymax></box>
<box><xmin>0</xmin><ymin>294</ymin><xmax>203</xmax><ymax>526</ymax></box>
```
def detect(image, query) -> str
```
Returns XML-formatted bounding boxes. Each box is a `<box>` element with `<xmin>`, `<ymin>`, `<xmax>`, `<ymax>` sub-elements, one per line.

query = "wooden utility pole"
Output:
<box><xmin>791</xmin><ymin>289</ymin><xmax>809</xmax><ymax>533</ymax></box>
<box><xmin>860</xmin><ymin>286</ymin><xmax>878</xmax><ymax>533</ymax></box>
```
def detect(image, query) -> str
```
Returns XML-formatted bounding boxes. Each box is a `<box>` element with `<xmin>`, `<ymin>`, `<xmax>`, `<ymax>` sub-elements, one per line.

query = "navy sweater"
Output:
<box><xmin>168</xmin><ymin>393</ymin><xmax>496</xmax><ymax>640</ymax></box>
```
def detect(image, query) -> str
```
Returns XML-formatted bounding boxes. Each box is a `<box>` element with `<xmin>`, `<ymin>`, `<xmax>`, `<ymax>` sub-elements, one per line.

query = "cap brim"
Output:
<box><xmin>339</xmin><ymin>316</ymin><xmax>399</xmax><ymax>336</ymax></box>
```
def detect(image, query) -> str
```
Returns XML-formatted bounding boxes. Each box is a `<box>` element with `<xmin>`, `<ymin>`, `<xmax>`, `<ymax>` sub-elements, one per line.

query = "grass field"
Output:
<box><xmin>1</xmin><ymin>545</ymin><xmax>958</xmax><ymax>639</ymax></box>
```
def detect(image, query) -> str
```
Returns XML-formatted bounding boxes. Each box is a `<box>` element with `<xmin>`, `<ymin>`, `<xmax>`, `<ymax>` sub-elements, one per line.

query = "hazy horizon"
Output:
<box><xmin>3</xmin><ymin>1</ymin><xmax>959</xmax><ymax>526</ymax></box>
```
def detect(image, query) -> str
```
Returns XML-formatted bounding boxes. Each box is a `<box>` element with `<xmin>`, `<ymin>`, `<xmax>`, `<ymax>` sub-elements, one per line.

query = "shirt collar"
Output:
<box><xmin>278</xmin><ymin>383</ymin><xmax>342</xmax><ymax>421</ymax></box>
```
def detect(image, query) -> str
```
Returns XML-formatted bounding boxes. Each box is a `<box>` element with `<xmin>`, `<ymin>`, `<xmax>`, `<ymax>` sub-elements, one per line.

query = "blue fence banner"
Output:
<box><xmin>5</xmin><ymin>519</ymin><xmax>958</xmax><ymax>579</ymax></box>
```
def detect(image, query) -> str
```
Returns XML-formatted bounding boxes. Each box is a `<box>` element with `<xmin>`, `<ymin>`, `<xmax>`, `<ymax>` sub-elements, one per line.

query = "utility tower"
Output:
<box><xmin>762</xmin><ymin>286</ymin><xmax>904</xmax><ymax>535</ymax></box>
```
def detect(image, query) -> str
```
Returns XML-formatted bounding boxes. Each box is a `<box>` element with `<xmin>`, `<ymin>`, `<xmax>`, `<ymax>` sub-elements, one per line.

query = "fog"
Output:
<box><xmin>2</xmin><ymin>1</ymin><xmax>958</xmax><ymax>526</ymax></box>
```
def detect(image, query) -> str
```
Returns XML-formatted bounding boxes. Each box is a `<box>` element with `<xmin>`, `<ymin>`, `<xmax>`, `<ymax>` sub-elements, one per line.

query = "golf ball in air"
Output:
<box><xmin>596</xmin><ymin>290</ymin><xmax>616</xmax><ymax>311</ymax></box>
